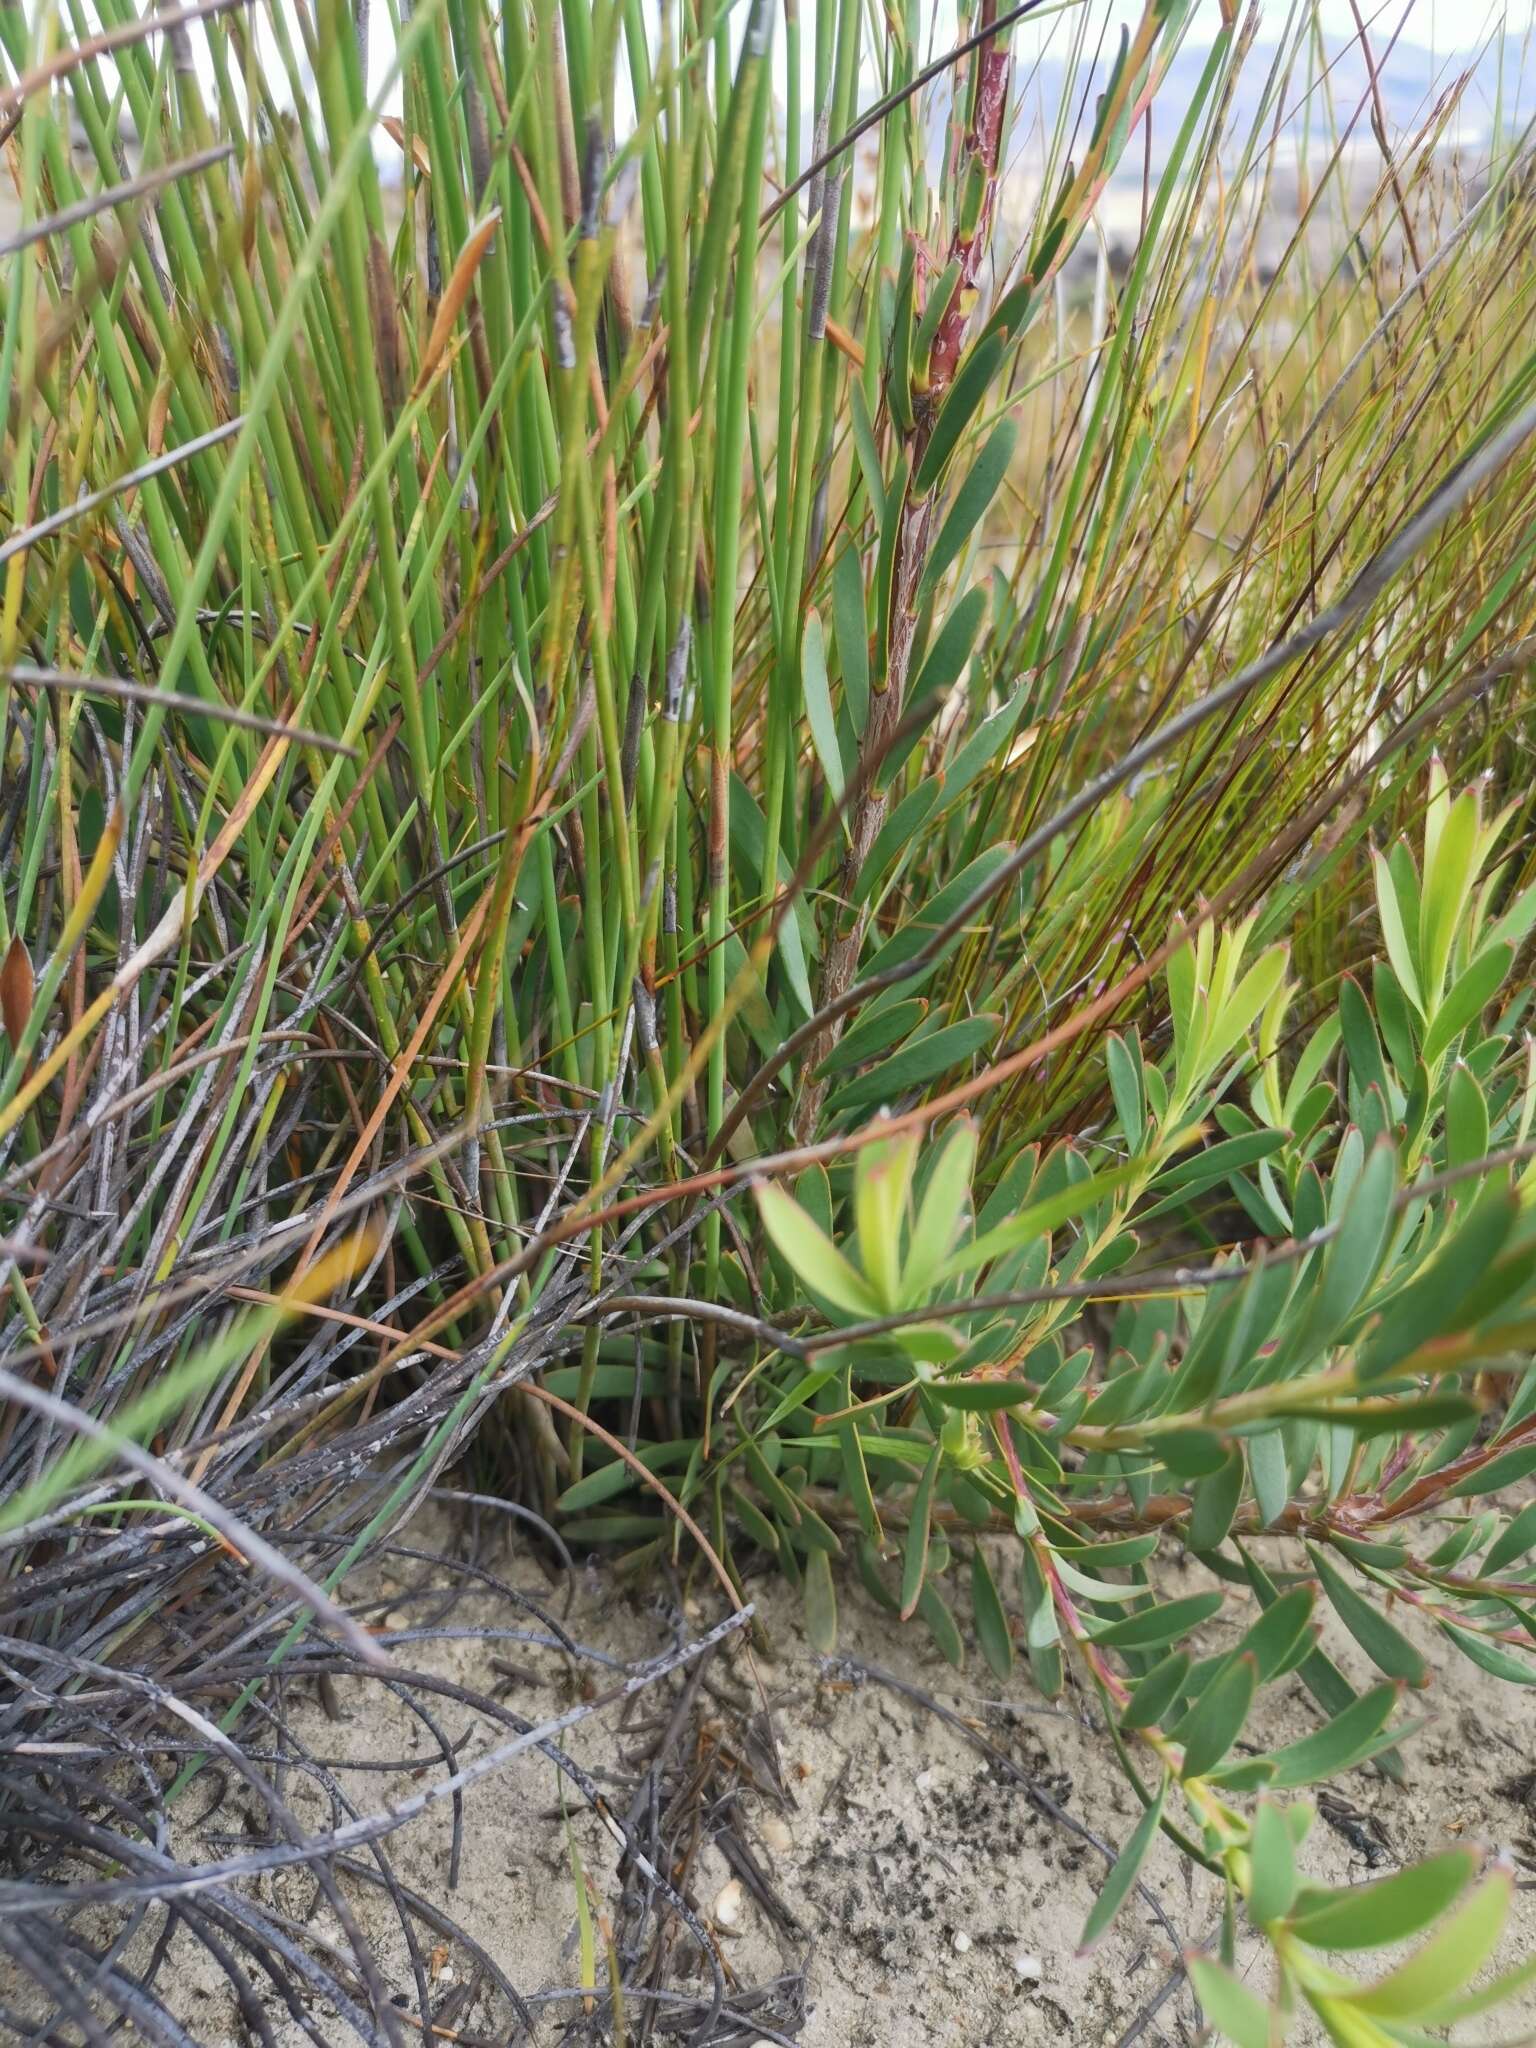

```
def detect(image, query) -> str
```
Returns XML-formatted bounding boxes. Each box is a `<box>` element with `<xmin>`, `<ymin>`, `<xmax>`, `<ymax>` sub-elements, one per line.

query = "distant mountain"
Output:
<box><xmin>916</xmin><ymin>32</ymin><xmax>1536</xmax><ymax>173</ymax></box>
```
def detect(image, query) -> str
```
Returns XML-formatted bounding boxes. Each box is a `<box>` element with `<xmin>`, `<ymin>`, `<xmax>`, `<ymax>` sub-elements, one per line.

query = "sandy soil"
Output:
<box><xmin>109</xmin><ymin>1511</ymin><xmax>1536</xmax><ymax>2048</ymax></box>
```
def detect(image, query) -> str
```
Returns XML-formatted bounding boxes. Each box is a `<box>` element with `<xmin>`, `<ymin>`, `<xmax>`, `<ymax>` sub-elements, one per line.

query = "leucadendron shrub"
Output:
<box><xmin>710</xmin><ymin>771</ymin><xmax>1536</xmax><ymax>2037</ymax></box>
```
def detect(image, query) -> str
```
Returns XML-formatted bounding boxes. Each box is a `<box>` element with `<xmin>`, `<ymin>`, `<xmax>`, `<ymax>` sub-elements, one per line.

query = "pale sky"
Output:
<box><xmin>922</xmin><ymin>0</ymin><xmax>1535</xmax><ymax>51</ymax></box>
<box><xmin>120</xmin><ymin>0</ymin><xmax>1536</xmax><ymax>157</ymax></box>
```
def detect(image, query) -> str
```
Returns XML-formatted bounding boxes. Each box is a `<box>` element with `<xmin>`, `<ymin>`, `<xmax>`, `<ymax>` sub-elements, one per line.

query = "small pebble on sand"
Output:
<box><xmin>952</xmin><ymin>1931</ymin><xmax>972</xmax><ymax>1954</ymax></box>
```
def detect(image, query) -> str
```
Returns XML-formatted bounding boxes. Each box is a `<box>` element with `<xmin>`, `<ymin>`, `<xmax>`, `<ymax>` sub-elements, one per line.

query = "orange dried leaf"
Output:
<box><xmin>416</xmin><ymin>210</ymin><xmax>501</xmax><ymax>392</ymax></box>
<box><xmin>380</xmin><ymin>115</ymin><xmax>431</xmax><ymax>178</ymax></box>
<box><xmin>1</xmin><ymin>936</ymin><xmax>33</xmax><ymax>1055</ymax></box>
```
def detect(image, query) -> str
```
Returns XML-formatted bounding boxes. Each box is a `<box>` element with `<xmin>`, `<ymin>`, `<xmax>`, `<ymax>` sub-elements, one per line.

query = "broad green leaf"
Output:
<box><xmin>917</xmin><ymin>1578</ymin><xmax>965</xmax><ymax>1667</ymax></box>
<box><xmin>1288</xmin><ymin>1080</ymin><xmax>1338</xmax><ymax>1146</ymax></box>
<box><xmin>1247</xmin><ymin>1799</ymin><xmax>1299</xmax><ymax>1927</ymax></box>
<box><xmin>1234</xmin><ymin>1679</ymin><xmax>1405</xmax><ymax>1792</ymax></box>
<box><xmin>1166</xmin><ymin>1257</ymin><xmax>1291</xmax><ymax>1414</ymax></box>
<box><xmin>848</xmin><ymin>376</ymin><xmax>886</xmax><ymax>526</ymax></box>
<box><xmin>942</xmin><ymin>1157</ymin><xmax>1140</xmax><ymax>1281</ymax></box>
<box><xmin>1091</xmin><ymin>1589</ymin><xmax>1225</xmax><ymax>1651</ymax></box>
<box><xmin>889</xmin><ymin>1323</ymin><xmax>966</xmax><ymax>1365</ymax></box>
<box><xmin>1372</xmin><ymin>847</ymin><xmax>1424</xmax><ymax>1014</ymax></box>
<box><xmin>1411</xmin><ymin>1939</ymin><xmax>1536</xmax><ymax>2025</ymax></box>
<box><xmin>1196</xmin><ymin>1757</ymin><xmax>1277</xmax><ymax>1794</ymax></box>
<box><xmin>1313</xmin><ymin>1139</ymin><xmax>1397</xmax><ymax>1339</ymax></box>
<box><xmin>1329</xmin><ymin>1535</ymin><xmax>1410</xmax><ymax>1569</ymax></box>
<box><xmin>1020</xmin><ymin>1542</ymin><xmax>1060</xmax><ymax>1651</ymax></box>
<box><xmin>1174</xmin><ymin>1652</ymin><xmax>1257</xmax><ymax>1779</ymax></box>
<box><xmin>887</xmin><ymin>237</ymin><xmax>918</xmax><ymax>432</ymax></box>
<box><xmin>1446</xmin><ymin>1441</ymin><xmax>1536</xmax><ymax>1498</ymax></box>
<box><xmin>971</xmin><ymin>1546</ymin><xmax>1014</xmax><ymax>1681</ymax></box>
<box><xmin>873</xmin><ymin>449</ymin><xmax>910</xmax><ymax>670</ymax></box>
<box><xmin>1308</xmin><ymin>1546</ymin><xmax>1428</xmax><ymax>1688</ymax></box>
<box><xmin>837</xmin><ymin>1420</ymin><xmax>880</xmax><ymax>1540</ymax></box>
<box><xmin>803</xmin><ymin>1547</ymin><xmax>838</xmax><ymax>1655</ymax></box>
<box><xmin>729</xmin><ymin>1487</ymin><xmax>782</xmax><ymax>1558</ymax></box>
<box><xmin>830</xmin><ymin>544</ymin><xmax>869</xmax><ymax>735</ymax></box>
<box><xmin>754</xmin><ymin>1182</ymin><xmax>880</xmax><ymax>1318</ymax></box>
<box><xmin>1295</xmin><ymin>1162</ymin><xmax>1328</xmax><ymax>1240</ymax></box>
<box><xmin>729</xmin><ymin>775</ymin><xmax>818</xmax><ymax>1012</ymax></box>
<box><xmin>942</xmin><ymin>685</ymin><xmax>1031</xmax><ymax>811</ymax></box>
<box><xmin>1121</xmin><ymin>1650</ymin><xmax>1192</xmax><ymax>1730</ymax></box>
<box><xmin>759</xmin><ymin>1363</ymin><xmax>844</xmax><ymax>1434</ymax></box>
<box><xmin>1203</xmin><ymin>944</ymin><xmax>1290</xmax><ymax>1073</ymax></box>
<box><xmin>1147</xmin><ymin>1127</ymin><xmax>1290</xmax><ymax>1199</ymax></box>
<box><xmin>1238</xmin><ymin>1548</ymin><xmax>1404</xmax><ymax>1780</ymax></box>
<box><xmin>928</xmin><ymin>1377</ymin><xmax>1034</xmax><ymax>1412</ymax></box>
<box><xmin>921</xmin><ymin>417</ymin><xmax>1019</xmax><ymax>598</ymax></box>
<box><xmin>829</xmin><ymin>1014</ymin><xmax>999</xmax><ymax>1118</ymax></box>
<box><xmin>1054</xmin><ymin>1555</ymin><xmax>1147</xmax><ymax>1603</ymax></box>
<box><xmin>741</xmin><ymin>1441</ymin><xmax>803</xmax><ymax>1527</ymax></box>
<box><xmin>814</xmin><ymin>998</ymin><xmax>927</xmax><ymax>1078</ymax></box>
<box><xmin>856</xmin><ymin>1125</ymin><xmax>919</xmax><ymax>1310</ymax></box>
<box><xmin>1187</xmin><ymin>1449</ymin><xmax>1245</xmax><ymax>1552</ymax></box>
<box><xmin>909</xmin><ymin>584</ymin><xmax>989</xmax><ymax>715</ymax></box>
<box><xmin>1288</xmin><ymin>1850</ymin><xmax>1479</xmax><ymax>1951</ymax></box>
<box><xmin>904</xmin><ymin>1117</ymin><xmax>978</xmax><ymax>1300</ymax></box>
<box><xmin>1372</xmin><ymin>959</ymin><xmax>1417</xmax><ymax>1078</ymax></box>
<box><xmin>856</xmin><ymin>782</ymin><xmax>942</xmax><ymax>904</ymax></box>
<box><xmin>1258</xmin><ymin>1391</ymin><xmax>1479</xmax><ymax>1439</ymax></box>
<box><xmin>1356</xmin><ymin>1179</ymin><xmax>1518</xmax><ymax>1380</ymax></box>
<box><xmin>900</xmin><ymin>1441</ymin><xmax>941</xmax><ymax>1619</ymax></box>
<box><xmin>1167</xmin><ymin>930</ymin><xmax>1199</xmax><ymax>1068</ymax></box>
<box><xmin>1105</xmin><ymin>1029</ymin><xmax>1146</xmax><ymax>1145</ymax></box>
<box><xmin>1486</xmin><ymin>878</ymin><xmax>1536</xmax><ymax>956</ymax></box>
<box><xmin>1423</xmin><ymin>943</ymin><xmax>1512</xmax><ymax>1065</ymax></box>
<box><xmin>1285</xmin><ymin>1012</ymin><xmax>1344</xmax><ymax>1121</ymax></box>
<box><xmin>1287</xmin><ymin>1801</ymin><xmax>1318</xmax><ymax>1847</ymax></box>
<box><xmin>1155</xmin><ymin>1428</ymin><xmax>1231</xmax><ymax>1480</ymax></box>
<box><xmin>800</xmin><ymin>609</ymin><xmax>845</xmax><ymax>804</ymax></box>
<box><xmin>1419</xmin><ymin>788</ymin><xmax>1482</xmax><ymax>1006</ymax></box>
<box><xmin>769</xmin><ymin>1486</ymin><xmax>843</xmax><ymax>1556</ymax></box>
<box><xmin>1423</xmin><ymin>756</ymin><xmax>1452</xmax><ymax>879</ymax></box>
<box><xmin>1340</xmin><ymin>976</ymin><xmax>1392</xmax><ymax>1104</ymax></box>
<box><xmin>1423</xmin><ymin>1511</ymin><xmax>1497</xmax><ymax>1569</ymax></box>
<box><xmin>1054</xmin><ymin>1531</ymin><xmax>1161</xmax><ymax>1567</ymax></box>
<box><xmin>1437</xmin><ymin>1619</ymin><xmax>1536</xmax><ymax>1684</ymax></box>
<box><xmin>1484</xmin><ymin>1497</ymin><xmax>1536</xmax><ymax>1575</ymax></box>
<box><xmin>1188</xmin><ymin>1957</ymin><xmax>1274</xmax><ymax>2048</ymax></box>
<box><xmin>1248</xmin><ymin>1429</ymin><xmax>1289</xmax><ymax>1529</ymax></box>
<box><xmin>796</xmin><ymin>1163</ymin><xmax>835</xmax><ymax>1236</ymax></box>
<box><xmin>1080</xmin><ymin>1774</ymin><xmax>1168</xmax><ymax>1950</ymax></box>
<box><xmin>556</xmin><ymin>1440</ymin><xmax>693</xmax><ymax>1514</ymax></box>
<box><xmin>856</xmin><ymin>1535</ymin><xmax>900</xmax><ymax>1614</ymax></box>
<box><xmin>911</xmin><ymin>257</ymin><xmax>962</xmax><ymax>367</ymax></box>
<box><xmin>913</xmin><ymin>331</ymin><xmax>1007</xmax><ymax>492</ymax></box>
<box><xmin>1445</xmin><ymin>1060</ymin><xmax>1490</xmax><ymax>1170</ymax></box>
<box><xmin>1350</xmin><ymin>1870</ymin><xmax>1512</xmax><ymax>2019</ymax></box>
<box><xmin>862</xmin><ymin>846</ymin><xmax>1014</xmax><ymax>989</ymax></box>
<box><xmin>1233</xmin><ymin>1585</ymin><xmax>1318</xmax><ymax>1684</ymax></box>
